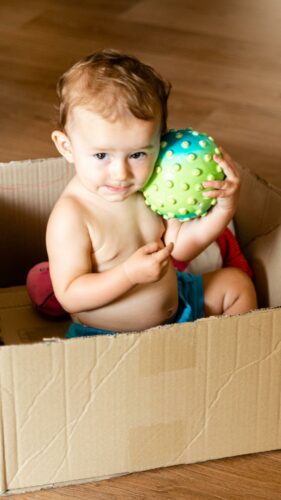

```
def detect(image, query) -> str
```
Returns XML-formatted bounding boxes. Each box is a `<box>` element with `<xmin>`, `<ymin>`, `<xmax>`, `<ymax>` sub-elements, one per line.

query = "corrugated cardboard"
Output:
<box><xmin>0</xmin><ymin>158</ymin><xmax>280</xmax><ymax>495</ymax></box>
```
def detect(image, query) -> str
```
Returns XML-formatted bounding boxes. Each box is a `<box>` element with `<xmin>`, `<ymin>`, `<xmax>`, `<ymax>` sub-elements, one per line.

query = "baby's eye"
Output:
<box><xmin>130</xmin><ymin>152</ymin><xmax>147</xmax><ymax>160</ymax></box>
<box><xmin>94</xmin><ymin>153</ymin><xmax>108</xmax><ymax>160</ymax></box>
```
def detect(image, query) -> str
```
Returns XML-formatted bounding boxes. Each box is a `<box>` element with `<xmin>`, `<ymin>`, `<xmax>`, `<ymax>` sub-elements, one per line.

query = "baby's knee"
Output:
<box><xmin>222</xmin><ymin>266</ymin><xmax>246</xmax><ymax>284</ymax></box>
<box><xmin>203</xmin><ymin>267</ymin><xmax>257</xmax><ymax>317</ymax></box>
<box><xmin>225</xmin><ymin>267</ymin><xmax>254</xmax><ymax>290</ymax></box>
<box><xmin>223</xmin><ymin>267</ymin><xmax>257</xmax><ymax>310</ymax></box>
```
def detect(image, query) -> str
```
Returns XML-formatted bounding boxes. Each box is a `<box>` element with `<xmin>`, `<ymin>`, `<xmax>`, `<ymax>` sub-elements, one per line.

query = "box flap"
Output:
<box><xmin>235</xmin><ymin>165</ymin><xmax>281</xmax><ymax>248</ymax></box>
<box><xmin>1</xmin><ymin>308</ymin><xmax>281</xmax><ymax>493</ymax></box>
<box><xmin>245</xmin><ymin>224</ymin><xmax>281</xmax><ymax>308</ymax></box>
<box><xmin>0</xmin><ymin>158</ymin><xmax>74</xmax><ymax>286</ymax></box>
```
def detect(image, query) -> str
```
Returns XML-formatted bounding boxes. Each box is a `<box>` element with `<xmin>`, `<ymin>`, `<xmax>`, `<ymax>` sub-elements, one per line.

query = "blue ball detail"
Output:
<box><xmin>142</xmin><ymin>128</ymin><xmax>224</xmax><ymax>220</ymax></box>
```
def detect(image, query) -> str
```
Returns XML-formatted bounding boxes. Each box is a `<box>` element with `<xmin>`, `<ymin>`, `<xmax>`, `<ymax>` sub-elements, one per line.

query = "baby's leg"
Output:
<box><xmin>202</xmin><ymin>267</ymin><xmax>257</xmax><ymax>317</ymax></box>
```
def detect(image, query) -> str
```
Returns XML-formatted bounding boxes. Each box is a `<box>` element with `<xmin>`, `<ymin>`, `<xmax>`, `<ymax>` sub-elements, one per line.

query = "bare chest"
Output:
<box><xmin>86</xmin><ymin>195</ymin><xmax>165</xmax><ymax>271</ymax></box>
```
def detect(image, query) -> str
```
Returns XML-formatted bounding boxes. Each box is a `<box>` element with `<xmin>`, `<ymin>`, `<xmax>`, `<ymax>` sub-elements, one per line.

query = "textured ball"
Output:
<box><xmin>142</xmin><ymin>128</ymin><xmax>225</xmax><ymax>220</ymax></box>
<box><xmin>26</xmin><ymin>262</ymin><xmax>67</xmax><ymax>318</ymax></box>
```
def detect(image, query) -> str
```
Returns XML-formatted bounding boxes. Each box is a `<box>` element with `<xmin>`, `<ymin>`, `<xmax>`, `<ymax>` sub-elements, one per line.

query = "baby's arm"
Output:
<box><xmin>46</xmin><ymin>198</ymin><xmax>173</xmax><ymax>314</ymax></box>
<box><xmin>164</xmin><ymin>149</ymin><xmax>241</xmax><ymax>262</ymax></box>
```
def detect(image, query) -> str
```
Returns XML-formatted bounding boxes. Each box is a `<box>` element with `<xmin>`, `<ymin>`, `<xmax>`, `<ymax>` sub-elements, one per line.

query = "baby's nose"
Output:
<box><xmin>111</xmin><ymin>159</ymin><xmax>130</xmax><ymax>180</ymax></box>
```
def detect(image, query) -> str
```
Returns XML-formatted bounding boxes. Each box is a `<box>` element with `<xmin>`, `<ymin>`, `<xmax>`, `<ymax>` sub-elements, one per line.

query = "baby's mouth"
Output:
<box><xmin>105</xmin><ymin>184</ymin><xmax>132</xmax><ymax>192</ymax></box>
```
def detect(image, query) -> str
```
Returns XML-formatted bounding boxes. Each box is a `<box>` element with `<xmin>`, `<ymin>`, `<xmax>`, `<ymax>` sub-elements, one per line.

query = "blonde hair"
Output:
<box><xmin>56</xmin><ymin>49</ymin><xmax>171</xmax><ymax>133</ymax></box>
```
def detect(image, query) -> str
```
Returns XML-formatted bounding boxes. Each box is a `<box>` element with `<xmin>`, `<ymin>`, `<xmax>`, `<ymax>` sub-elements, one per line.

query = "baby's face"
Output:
<box><xmin>64</xmin><ymin>107</ymin><xmax>161</xmax><ymax>201</ymax></box>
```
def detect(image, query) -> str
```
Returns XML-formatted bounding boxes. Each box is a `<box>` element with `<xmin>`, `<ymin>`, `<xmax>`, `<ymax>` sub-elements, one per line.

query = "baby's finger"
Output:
<box><xmin>217</xmin><ymin>147</ymin><xmax>238</xmax><ymax>166</ymax></box>
<box><xmin>202</xmin><ymin>180</ymin><xmax>227</xmax><ymax>190</ymax></box>
<box><xmin>143</xmin><ymin>241</ymin><xmax>161</xmax><ymax>254</ymax></box>
<box><xmin>203</xmin><ymin>189</ymin><xmax>228</xmax><ymax>199</ymax></box>
<box><xmin>214</xmin><ymin>156</ymin><xmax>240</xmax><ymax>182</ymax></box>
<box><xmin>160</xmin><ymin>258</ymin><xmax>169</xmax><ymax>270</ymax></box>
<box><xmin>155</xmin><ymin>242</ymin><xmax>174</xmax><ymax>262</ymax></box>
<box><xmin>203</xmin><ymin>179</ymin><xmax>227</xmax><ymax>198</ymax></box>
<box><xmin>203</xmin><ymin>180</ymin><xmax>238</xmax><ymax>198</ymax></box>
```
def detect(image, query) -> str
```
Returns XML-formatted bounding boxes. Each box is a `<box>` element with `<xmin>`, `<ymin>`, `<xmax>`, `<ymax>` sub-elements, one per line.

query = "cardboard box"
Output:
<box><xmin>0</xmin><ymin>158</ymin><xmax>280</xmax><ymax>495</ymax></box>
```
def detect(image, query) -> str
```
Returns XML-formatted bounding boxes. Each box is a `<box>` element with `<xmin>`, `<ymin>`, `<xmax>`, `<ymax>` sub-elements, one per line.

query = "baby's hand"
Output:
<box><xmin>123</xmin><ymin>241</ymin><xmax>174</xmax><ymax>285</ymax></box>
<box><xmin>202</xmin><ymin>148</ymin><xmax>241</xmax><ymax>212</ymax></box>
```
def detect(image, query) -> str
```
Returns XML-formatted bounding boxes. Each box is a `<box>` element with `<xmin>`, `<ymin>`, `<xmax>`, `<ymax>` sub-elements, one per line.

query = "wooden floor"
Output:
<box><xmin>1</xmin><ymin>0</ymin><xmax>281</xmax><ymax>498</ymax></box>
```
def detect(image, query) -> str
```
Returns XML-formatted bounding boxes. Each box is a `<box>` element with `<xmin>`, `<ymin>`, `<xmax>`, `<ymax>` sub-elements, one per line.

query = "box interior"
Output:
<box><xmin>0</xmin><ymin>157</ymin><xmax>280</xmax><ymax>316</ymax></box>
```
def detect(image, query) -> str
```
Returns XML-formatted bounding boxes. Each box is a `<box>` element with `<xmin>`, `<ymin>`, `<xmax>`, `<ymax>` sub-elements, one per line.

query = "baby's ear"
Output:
<box><xmin>51</xmin><ymin>130</ymin><xmax>73</xmax><ymax>163</ymax></box>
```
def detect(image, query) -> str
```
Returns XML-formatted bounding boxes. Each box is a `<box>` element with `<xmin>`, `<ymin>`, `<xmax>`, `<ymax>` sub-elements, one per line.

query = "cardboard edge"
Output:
<box><xmin>2</xmin><ymin>446</ymin><xmax>281</xmax><ymax>496</ymax></box>
<box><xmin>0</xmin><ymin>305</ymin><xmax>280</xmax><ymax>350</ymax></box>
<box><xmin>1</xmin><ymin>472</ymin><xmax>128</xmax><ymax>496</ymax></box>
<box><xmin>0</xmin><ymin>157</ymin><xmax>64</xmax><ymax>168</ymax></box>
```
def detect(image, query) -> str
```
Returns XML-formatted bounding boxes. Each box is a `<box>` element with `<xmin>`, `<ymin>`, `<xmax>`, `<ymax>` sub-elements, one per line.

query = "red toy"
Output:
<box><xmin>26</xmin><ymin>262</ymin><xmax>67</xmax><ymax>317</ymax></box>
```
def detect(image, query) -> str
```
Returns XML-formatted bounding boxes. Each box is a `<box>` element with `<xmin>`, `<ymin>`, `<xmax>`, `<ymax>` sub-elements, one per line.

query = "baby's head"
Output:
<box><xmin>52</xmin><ymin>50</ymin><xmax>171</xmax><ymax>200</ymax></box>
<box><xmin>56</xmin><ymin>49</ymin><xmax>171</xmax><ymax>134</ymax></box>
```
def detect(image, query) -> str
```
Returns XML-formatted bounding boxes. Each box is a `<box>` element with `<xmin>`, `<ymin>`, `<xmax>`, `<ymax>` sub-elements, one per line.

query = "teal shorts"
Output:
<box><xmin>66</xmin><ymin>271</ymin><xmax>204</xmax><ymax>339</ymax></box>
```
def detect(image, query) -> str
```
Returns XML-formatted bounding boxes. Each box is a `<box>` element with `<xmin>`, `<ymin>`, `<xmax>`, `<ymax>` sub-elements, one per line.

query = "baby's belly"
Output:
<box><xmin>72</xmin><ymin>262</ymin><xmax>179</xmax><ymax>332</ymax></box>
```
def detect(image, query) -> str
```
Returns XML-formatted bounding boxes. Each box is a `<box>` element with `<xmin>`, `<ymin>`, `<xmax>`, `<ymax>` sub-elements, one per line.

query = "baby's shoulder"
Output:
<box><xmin>53</xmin><ymin>191</ymin><xmax>84</xmax><ymax>217</ymax></box>
<box><xmin>47</xmin><ymin>190</ymin><xmax>88</xmax><ymax>239</ymax></box>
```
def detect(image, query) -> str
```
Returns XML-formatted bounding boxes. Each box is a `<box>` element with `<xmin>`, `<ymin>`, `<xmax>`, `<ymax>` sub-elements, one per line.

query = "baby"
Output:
<box><xmin>46</xmin><ymin>49</ymin><xmax>257</xmax><ymax>338</ymax></box>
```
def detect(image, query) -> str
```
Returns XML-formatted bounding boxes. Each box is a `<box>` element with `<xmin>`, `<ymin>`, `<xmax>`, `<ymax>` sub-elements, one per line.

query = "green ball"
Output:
<box><xmin>142</xmin><ymin>128</ymin><xmax>225</xmax><ymax>220</ymax></box>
